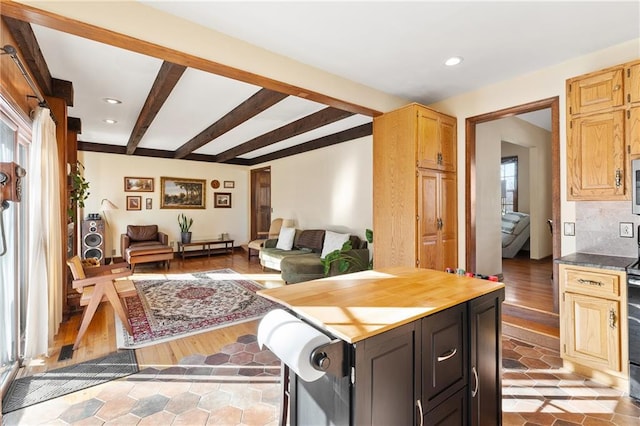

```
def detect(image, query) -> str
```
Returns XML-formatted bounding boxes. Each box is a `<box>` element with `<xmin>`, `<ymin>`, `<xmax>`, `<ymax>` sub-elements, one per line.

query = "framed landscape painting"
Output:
<box><xmin>124</xmin><ymin>177</ymin><xmax>154</xmax><ymax>192</ymax></box>
<box><xmin>160</xmin><ymin>177</ymin><xmax>206</xmax><ymax>209</ymax></box>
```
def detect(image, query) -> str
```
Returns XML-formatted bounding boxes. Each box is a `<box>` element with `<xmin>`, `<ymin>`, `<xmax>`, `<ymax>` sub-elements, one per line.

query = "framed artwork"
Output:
<box><xmin>214</xmin><ymin>192</ymin><xmax>232</xmax><ymax>208</ymax></box>
<box><xmin>223</xmin><ymin>180</ymin><xmax>235</xmax><ymax>189</ymax></box>
<box><xmin>160</xmin><ymin>176</ymin><xmax>206</xmax><ymax>209</ymax></box>
<box><xmin>126</xmin><ymin>196</ymin><xmax>142</xmax><ymax>211</ymax></box>
<box><xmin>124</xmin><ymin>176</ymin><xmax>154</xmax><ymax>192</ymax></box>
<box><xmin>145</xmin><ymin>198</ymin><xmax>152</xmax><ymax>210</ymax></box>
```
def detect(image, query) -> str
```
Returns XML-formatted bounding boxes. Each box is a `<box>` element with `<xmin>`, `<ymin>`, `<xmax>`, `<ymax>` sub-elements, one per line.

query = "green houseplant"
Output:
<box><xmin>321</xmin><ymin>228</ymin><xmax>374</xmax><ymax>276</ymax></box>
<box><xmin>68</xmin><ymin>161</ymin><xmax>90</xmax><ymax>222</ymax></box>
<box><xmin>178</xmin><ymin>213</ymin><xmax>193</xmax><ymax>243</ymax></box>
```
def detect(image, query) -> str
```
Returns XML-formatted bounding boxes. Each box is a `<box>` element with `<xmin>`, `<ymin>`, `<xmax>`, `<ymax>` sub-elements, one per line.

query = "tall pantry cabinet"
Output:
<box><xmin>373</xmin><ymin>103</ymin><xmax>457</xmax><ymax>270</ymax></box>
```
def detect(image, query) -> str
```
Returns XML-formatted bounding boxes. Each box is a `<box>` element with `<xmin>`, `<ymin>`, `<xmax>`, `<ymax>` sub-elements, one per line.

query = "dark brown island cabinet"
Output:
<box><xmin>258</xmin><ymin>267</ymin><xmax>505</xmax><ymax>426</ymax></box>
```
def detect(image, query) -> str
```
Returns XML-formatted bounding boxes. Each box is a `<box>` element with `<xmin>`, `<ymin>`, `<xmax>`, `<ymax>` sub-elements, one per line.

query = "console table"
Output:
<box><xmin>178</xmin><ymin>238</ymin><xmax>234</xmax><ymax>260</ymax></box>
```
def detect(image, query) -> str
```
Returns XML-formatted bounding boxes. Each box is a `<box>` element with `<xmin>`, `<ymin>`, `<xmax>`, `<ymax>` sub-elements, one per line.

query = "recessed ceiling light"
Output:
<box><xmin>102</xmin><ymin>97</ymin><xmax>122</xmax><ymax>104</ymax></box>
<box><xmin>444</xmin><ymin>56</ymin><xmax>463</xmax><ymax>67</ymax></box>
<box><xmin>103</xmin><ymin>119</ymin><xmax>117</xmax><ymax>124</ymax></box>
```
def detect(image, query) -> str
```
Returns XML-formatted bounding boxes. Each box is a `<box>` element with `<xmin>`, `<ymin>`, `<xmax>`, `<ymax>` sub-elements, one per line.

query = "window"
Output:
<box><xmin>501</xmin><ymin>156</ymin><xmax>518</xmax><ymax>214</ymax></box>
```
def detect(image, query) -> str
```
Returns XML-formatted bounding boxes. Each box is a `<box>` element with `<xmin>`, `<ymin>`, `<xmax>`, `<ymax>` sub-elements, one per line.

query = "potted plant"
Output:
<box><xmin>178</xmin><ymin>213</ymin><xmax>193</xmax><ymax>243</ymax></box>
<box><xmin>68</xmin><ymin>161</ymin><xmax>90</xmax><ymax>222</ymax></box>
<box><xmin>321</xmin><ymin>229</ymin><xmax>374</xmax><ymax>276</ymax></box>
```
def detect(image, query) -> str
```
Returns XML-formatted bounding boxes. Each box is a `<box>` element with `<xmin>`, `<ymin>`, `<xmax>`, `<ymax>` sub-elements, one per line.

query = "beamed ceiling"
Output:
<box><xmin>2</xmin><ymin>1</ymin><xmax>639</xmax><ymax>166</ymax></box>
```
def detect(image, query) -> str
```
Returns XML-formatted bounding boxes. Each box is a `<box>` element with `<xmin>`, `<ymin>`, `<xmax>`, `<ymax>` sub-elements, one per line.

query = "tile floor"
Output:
<box><xmin>2</xmin><ymin>336</ymin><xmax>640</xmax><ymax>425</ymax></box>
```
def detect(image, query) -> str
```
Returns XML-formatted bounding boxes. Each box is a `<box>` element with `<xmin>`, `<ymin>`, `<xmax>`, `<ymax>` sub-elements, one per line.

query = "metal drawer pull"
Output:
<box><xmin>615</xmin><ymin>169</ymin><xmax>622</xmax><ymax>188</ymax></box>
<box><xmin>416</xmin><ymin>399</ymin><xmax>423</xmax><ymax>426</ymax></box>
<box><xmin>577</xmin><ymin>278</ymin><xmax>604</xmax><ymax>287</ymax></box>
<box><xmin>437</xmin><ymin>348</ymin><xmax>457</xmax><ymax>362</ymax></box>
<box><xmin>609</xmin><ymin>309</ymin><xmax>617</xmax><ymax>329</ymax></box>
<box><xmin>471</xmin><ymin>366</ymin><xmax>479</xmax><ymax>397</ymax></box>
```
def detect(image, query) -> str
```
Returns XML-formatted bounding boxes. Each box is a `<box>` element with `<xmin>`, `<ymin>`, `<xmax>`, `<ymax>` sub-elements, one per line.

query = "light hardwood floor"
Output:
<box><xmin>501</xmin><ymin>251</ymin><xmax>554</xmax><ymax>312</ymax></box>
<box><xmin>22</xmin><ymin>251</ymin><xmax>283</xmax><ymax>377</ymax></box>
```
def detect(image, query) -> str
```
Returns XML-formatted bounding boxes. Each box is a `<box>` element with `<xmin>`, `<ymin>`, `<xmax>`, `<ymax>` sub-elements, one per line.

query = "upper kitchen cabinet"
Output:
<box><xmin>567</xmin><ymin>59</ymin><xmax>640</xmax><ymax>201</ymax></box>
<box><xmin>567</xmin><ymin>67</ymin><xmax>624</xmax><ymax>116</ymax></box>
<box><xmin>417</xmin><ymin>107</ymin><xmax>457</xmax><ymax>172</ymax></box>
<box><xmin>373</xmin><ymin>103</ymin><xmax>457</xmax><ymax>269</ymax></box>
<box><xmin>567</xmin><ymin>110</ymin><xmax>625</xmax><ymax>200</ymax></box>
<box><xmin>626</xmin><ymin>60</ymin><xmax>640</xmax><ymax>105</ymax></box>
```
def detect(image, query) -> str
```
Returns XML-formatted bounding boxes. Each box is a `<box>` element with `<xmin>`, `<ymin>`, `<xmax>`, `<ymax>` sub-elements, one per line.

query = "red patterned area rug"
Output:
<box><xmin>115</xmin><ymin>269</ymin><xmax>277</xmax><ymax>349</ymax></box>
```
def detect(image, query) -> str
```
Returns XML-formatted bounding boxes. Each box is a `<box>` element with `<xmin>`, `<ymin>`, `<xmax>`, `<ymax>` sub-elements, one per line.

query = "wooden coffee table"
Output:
<box><xmin>178</xmin><ymin>238</ymin><xmax>234</xmax><ymax>260</ymax></box>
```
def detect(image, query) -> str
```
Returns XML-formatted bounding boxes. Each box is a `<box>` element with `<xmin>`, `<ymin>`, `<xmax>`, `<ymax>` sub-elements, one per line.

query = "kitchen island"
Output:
<box><xmin>258</xmin><ymin>267</ymin><xmax>505</xmax><ymax>425</ymax></box>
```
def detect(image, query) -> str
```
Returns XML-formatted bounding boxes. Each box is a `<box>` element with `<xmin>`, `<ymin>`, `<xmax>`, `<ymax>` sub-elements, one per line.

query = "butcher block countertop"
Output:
<box><xmin>257</xmin><ymin>266</ymin><xmax>505</xmax><ymax>344</ymax></box>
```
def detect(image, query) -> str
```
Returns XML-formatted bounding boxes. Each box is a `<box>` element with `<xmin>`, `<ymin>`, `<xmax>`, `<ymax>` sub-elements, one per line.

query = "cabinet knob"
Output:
<box><xmin>614</xmin><ymin>84</ymin><xmax>621</xmax><ymax>91</ymax></box>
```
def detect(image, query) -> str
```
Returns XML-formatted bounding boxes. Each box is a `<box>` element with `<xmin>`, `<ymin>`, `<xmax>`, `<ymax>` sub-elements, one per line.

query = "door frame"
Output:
<box><xmin>465</xmin><ymin>96</ymin><xmax>560</xmax><ymax>313</ymax></box>
<box><xmin>250</xmin><ymin>166</ymin><xmax>271</xmax><ymax>240</ymax></box>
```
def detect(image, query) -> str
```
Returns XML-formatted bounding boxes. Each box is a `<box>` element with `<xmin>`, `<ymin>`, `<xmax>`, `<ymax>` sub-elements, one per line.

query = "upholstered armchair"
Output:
<box><xmin>247</xmin><ymin>218</ymin><xmax>284</xmax><ymax>260</ymax></box>
<box><xmin>121</xmin><ymin>225</ymin><xmax>173</xmax><ymax>272</ymax></box>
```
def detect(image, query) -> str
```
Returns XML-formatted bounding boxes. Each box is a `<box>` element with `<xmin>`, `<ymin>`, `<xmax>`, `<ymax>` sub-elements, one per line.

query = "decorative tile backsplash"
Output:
<box><xmin>575</xmin><ymin>201</ymin><xmax>638</xmax><ymax>257</ymax></box>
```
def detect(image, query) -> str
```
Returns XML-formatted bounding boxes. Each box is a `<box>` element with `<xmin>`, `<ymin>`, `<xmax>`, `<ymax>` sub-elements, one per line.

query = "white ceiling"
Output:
<box><xmin>24</xmin><ymin>1</ymin><xmax>640</xmax><ymax>160</ymax></box>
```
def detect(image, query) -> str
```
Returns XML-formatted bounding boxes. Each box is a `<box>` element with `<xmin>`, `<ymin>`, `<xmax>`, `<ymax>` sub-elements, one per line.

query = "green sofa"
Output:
<box><xmin>259</xmin><ymin>229</ymin><xmax>369</xmax><ymax>284</ymax></box>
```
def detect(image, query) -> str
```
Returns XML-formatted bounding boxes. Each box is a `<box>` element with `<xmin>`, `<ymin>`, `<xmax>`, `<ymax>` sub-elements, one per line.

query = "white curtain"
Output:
<box><xmin>24</xmin><ymin>107</ymin><xmax>62</xmax><ymax>358</ymax></box>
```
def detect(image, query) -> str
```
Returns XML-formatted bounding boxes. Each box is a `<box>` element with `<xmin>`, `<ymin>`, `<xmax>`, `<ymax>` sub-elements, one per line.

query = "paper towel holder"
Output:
<box><xmin>310</xmin><ymin>339</ymin><xmax>346</xmax><ymax>378</ymax></box>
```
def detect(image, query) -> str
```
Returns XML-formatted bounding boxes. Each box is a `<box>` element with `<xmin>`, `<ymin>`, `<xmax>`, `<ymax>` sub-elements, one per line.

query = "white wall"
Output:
<box><xmin>475</xmin><ymin>117</ymin><xmax>551</xmax><ymax>275</ymax></box>
<box><xmin>430</xmin><ymin>38</ymin><xmax>640</xmax><ymax>266</ymax></box>
<box><xmin>257</xmin><ymin>135</ymin><xmax>373</xmax><ymax>240</ymax></box>
<box><xmin>79</xmin><ymin>151</ymin><xmax>249</xmax><ymax>257</ymax></box>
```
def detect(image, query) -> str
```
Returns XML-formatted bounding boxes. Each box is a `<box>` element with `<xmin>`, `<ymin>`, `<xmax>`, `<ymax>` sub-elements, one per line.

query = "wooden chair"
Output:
<box><xmin>247</xmin><ymin>218</ymin><xmax>284</xmax><ymax>259</ymax></box>
<box><xmin>66</xmin><ymin>256</ymin><xmax>137</xmax><ymax>350</ymax></box>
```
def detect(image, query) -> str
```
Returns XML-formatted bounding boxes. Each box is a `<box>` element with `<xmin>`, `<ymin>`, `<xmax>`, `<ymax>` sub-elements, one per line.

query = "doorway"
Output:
<box><xmin>250</xmin><ymin>167</ymin><xmax>272</xmax><ymax>241</ymax></box>
<box><xmin>465</xmin><ymin>97</ymin><xmax>560</xmax><ymax>314</ymax></box>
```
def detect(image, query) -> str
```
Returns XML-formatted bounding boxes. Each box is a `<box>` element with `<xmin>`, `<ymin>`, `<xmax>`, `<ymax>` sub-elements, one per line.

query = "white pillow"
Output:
<box><xmin>276</xmin><ymin>227</ymin><xmax>296</xmax><ymax>250</ymax></box>
<box><xmin>321</xmin><ymin>231</ymin><xmax>350</xmax><ymax>259</ymax></box>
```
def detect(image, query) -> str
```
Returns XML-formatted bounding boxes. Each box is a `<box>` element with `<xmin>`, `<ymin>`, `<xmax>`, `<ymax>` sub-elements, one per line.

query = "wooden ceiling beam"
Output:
<box><xmin>174</xmin><ymin>88</ymin><xmax>288</xmax><ymax>159</ymax></box>
<box><xmin>248</xmin><ymin>123</ymin><xmax>372</xmax><ymax>165</ymax></box>
<box><xmin>126</xmin><ymin>61</ymin><xmax>186</xmax><ymax>155</ymax></box>
<box><xmin>216</xmin><ymin>107</ymin><xmax>354</xmax><ymax>163</ymax></box>
<box><xmin>3</xmin><ymin>15</ymin><xmax>53</xmax><ymax>96</ymax></box>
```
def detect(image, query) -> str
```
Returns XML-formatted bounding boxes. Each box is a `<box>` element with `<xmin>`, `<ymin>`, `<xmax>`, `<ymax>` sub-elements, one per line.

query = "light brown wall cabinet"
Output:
<box><xmin>566</xmin><ymin>59</ymin><xmax>640</xmax><ymax>201</ymax></box>
<box><xmin>373</xmin><ymin>103</ymin><xmax>457</xmax><ymax>270</ymax></box>
<box><xmin>559</xmin><ymin>264</ymin><xmax>628</xmax><ymax>390</ymax></box>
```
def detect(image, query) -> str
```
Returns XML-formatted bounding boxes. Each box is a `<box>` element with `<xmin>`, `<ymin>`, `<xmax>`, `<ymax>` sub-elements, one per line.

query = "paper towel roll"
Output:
<box><xmin>258</xmin><ymin>309</ymin><xmax>331</xmax><ymax>382</ymax></box>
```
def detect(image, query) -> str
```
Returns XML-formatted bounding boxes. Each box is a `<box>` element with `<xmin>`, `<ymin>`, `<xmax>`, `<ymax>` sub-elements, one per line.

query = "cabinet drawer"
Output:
<box><xmin>421</xmin><ymin>304</ymin><xmax>467</xmax><ymax>410</ymax></box>
<box><xmin>423</xmin><ymin>386</ymin><xmax>467</xmax><ymax>426</ymax></box>
<box><xmin>562</xmin><ymin>267</ymin><xmax>620</xmax><ymax>298</ymax></box>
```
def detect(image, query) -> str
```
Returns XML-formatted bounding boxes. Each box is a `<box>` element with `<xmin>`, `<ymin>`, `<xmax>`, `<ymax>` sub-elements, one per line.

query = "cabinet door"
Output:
<box><xmin>439</xmin><ymin>114</ymin><xmax>457</xmax><ymax>172</ymax></box>
<box><xmin>421</xmin><ymin>304</ymin><xmax>467</xmax><ymax>411</ymax></box>
<box><xmin>355</xmin><ymin>321</ymin><xmax>419</xmax><ymax>426</ymax></box>
<box><xmin>469</xmin><ymin>290</ymin><xmax>504</xmax><ymax>426</ymax></box>
<box><xmin>627</xmin><ymin>61</ymin><xmax>640</xmax><ymax>105</ymax></box>
<box><xmin>418</xmin><ymin>169</ymin><xmax>439</xmax><ymax>269</ymax></box>
<box><xmin>417</xmin><ymin>109</ymin><xmax>456</xmax><ymax>172</ymax></box>
<box><xmin>628</xmin><ymin>105</ymin><xmax>640</xmax><ymax>158</ymax></box>
<box><xmin>568</xmin><ymin>68</ymin><xmax>624</xmax><ymax>115</ymax></box>
<box><xmin>563</xmin><ymin>292</ymin><xmax>621</xmax><ymax>372</ymax></box>
<box><xmin>440</xmin><ymin>172</ymin><xmax>458</xmax><ymax>270</ymax></box>
<box><xmin>417</xmin><ymin>109</ymin><xmax>440</xmax><ymax>170</ymax></box>
<box><xmin>567</xmin><ymin>110</ymin><xmax>626</xmax><ymax>200</ymax></box>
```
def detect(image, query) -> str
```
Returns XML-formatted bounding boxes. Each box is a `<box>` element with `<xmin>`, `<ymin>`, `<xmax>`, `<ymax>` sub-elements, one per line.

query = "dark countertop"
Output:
<box><xmin>555</xmin><ymin>253</ymin><xmax>636</xmax><ymax>272</ymax></box>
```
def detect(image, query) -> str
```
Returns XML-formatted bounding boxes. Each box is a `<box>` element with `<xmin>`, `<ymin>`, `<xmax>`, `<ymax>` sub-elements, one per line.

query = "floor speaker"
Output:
<box><xmin>81</xmin><ymin>219</ymin><xmax>105</xmax><ymax>264</ymax></box>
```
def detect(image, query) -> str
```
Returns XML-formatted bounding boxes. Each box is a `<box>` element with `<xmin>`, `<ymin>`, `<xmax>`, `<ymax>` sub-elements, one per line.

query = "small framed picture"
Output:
<box><xmin>214</xmin><ymin>192</ymin><xmax>232</xmax><ymax>208</ymax></box>
<box><xmin>127</xmin><ymin>196</ymin><xmax>142</xmax><ymax>211</ymax></box>
<box><xmin>124</xmin><ymin>177</ymin><xmax>154</xmax><ymax>192</ymax></box>
<box><xmin>145</xmin><ymin>198</ymin><xmax>152</xmax><ymax>210</ymax></box>
<box><xmin>223</xmin><ymin>180</ymin><xmax>235</xmax><ymax>189</ymax></box>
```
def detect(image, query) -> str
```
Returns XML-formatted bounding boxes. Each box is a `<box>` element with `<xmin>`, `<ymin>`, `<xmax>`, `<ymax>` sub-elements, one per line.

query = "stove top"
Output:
<box><xmin>627</xmin><ymin>260</ymin><xmax>640</xmax><ymax>276</ymax></box>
